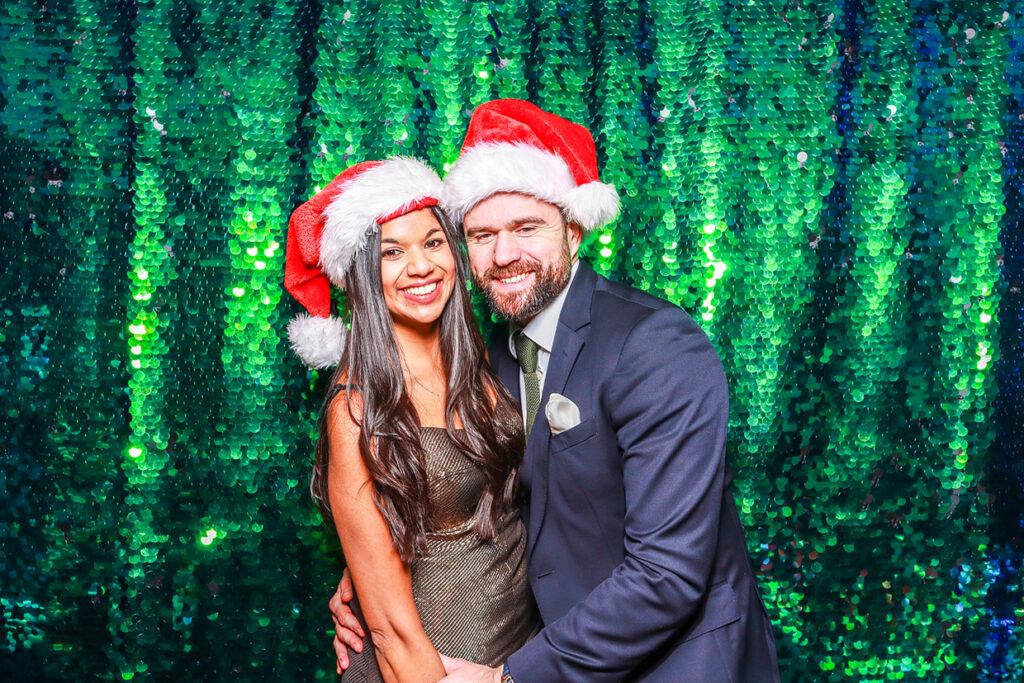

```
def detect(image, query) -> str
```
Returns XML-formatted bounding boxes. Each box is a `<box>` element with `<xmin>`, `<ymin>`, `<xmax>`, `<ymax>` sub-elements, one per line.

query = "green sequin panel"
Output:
<box><xmin>1</xmin><ymin>1</ymin><xmax>1021</xmax><ymax>679</ymax></box>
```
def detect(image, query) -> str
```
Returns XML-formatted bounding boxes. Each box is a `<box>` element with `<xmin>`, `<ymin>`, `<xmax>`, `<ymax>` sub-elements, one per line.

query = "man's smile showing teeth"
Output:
<box><xmin>499</xmin><ymin>273</ymin><xmax>530</xmax><ymax>285</ymax></box>
<box><xmin>404</xmin><ymin>282</ymin><xmax>438</xmax><ymax>295</ymax></box>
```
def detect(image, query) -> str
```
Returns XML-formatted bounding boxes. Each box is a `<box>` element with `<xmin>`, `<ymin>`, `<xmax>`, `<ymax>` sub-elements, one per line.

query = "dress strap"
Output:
<box><xmin>325</xmin><ymin>383</ymin><xmax>358</xmax><ymax>407</ymax></box>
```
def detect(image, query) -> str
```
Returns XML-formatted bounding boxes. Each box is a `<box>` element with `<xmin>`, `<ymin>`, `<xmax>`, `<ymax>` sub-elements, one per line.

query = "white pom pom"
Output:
<box><xmin>564</xmin><ymin>181</ymin><xmax>620</xmax><ymax>232</ymax></box>
<box><xmin>287</xmin><ymin>314</ymin><xmax>346</xmax><ymax>369</ymax></box>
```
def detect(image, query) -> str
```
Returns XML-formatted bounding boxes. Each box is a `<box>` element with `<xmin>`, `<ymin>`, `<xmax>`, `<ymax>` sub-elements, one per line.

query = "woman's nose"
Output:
<box><xmin>406</xmin><ymin>248</ymin><xmax>433</xmax><ymax>276</ymax></box>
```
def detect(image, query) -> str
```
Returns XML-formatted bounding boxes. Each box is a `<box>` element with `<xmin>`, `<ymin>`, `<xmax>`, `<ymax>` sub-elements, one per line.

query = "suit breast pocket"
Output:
<box><xmin>549</xmin><ymin>416</ymin><xmax>597</xmax><ymax>453</ymax></box>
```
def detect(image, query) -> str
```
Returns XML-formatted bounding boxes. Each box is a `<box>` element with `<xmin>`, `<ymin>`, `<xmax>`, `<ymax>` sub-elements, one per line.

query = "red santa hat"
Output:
<box><xmin>284</xmin><ymin>157</ymin><xmax>443</xmax><ymax>368</ymax></box>
<box><xmin>442</xmin><ymin>99</ymin><xmax>619</xmax><ymax>232</ymax></box>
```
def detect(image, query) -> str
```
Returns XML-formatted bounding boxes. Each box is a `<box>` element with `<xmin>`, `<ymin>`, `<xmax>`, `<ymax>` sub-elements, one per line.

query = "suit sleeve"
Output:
<box><xmin>507</xmin><ymin>306</ymin><xmax>730</xmax><ymax>681</ymax></box>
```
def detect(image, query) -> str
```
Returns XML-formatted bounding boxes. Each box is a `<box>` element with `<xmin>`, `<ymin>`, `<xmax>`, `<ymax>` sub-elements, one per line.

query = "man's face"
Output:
<box><xmin>463</xmin><ymin>193</ymin><xmax>582</xmax><ymax>324</ymax></box>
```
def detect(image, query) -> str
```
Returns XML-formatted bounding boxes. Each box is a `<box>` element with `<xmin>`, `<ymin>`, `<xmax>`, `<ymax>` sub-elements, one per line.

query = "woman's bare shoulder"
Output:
<box><xmin>326</xmin><ymin>382</ymin><xmax>365</xmax><ymax>464</ymax></box>
<box><xmin>327</xmin><ymin>382</ymin><xmax>363</xmax><ymax>420</ymax></box>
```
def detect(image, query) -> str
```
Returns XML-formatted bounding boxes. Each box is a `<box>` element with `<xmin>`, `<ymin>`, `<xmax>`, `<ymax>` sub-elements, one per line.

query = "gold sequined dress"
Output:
<box><xmin>342</xmin><ymin>427</ymin><xmax>540</xmax><ymax>681</ymax></box>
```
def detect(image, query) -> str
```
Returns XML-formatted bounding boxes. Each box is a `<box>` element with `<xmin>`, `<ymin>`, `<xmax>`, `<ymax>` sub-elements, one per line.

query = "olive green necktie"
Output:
<box><xmin>514</xmin><ymin>331</ymin><xmax>541</xmax><ymax>438</ymax></box>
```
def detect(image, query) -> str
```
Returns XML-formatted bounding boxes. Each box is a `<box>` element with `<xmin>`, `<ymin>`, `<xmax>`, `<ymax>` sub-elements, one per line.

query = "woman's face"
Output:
<box><xmin>378</xmin><ymin>208</ymin><xmax>457</xmax><ymax>331</ymax></box>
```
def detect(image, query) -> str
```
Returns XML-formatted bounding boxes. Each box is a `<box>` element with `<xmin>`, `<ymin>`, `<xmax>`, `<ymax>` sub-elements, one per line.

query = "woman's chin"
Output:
<box><xmin>390</xmin><ymin>306</ymin><xmax>445</xmax><ymax>332</ymax></box>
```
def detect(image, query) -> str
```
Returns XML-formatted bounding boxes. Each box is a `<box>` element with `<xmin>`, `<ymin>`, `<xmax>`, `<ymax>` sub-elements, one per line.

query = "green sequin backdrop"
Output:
<box><xmin>2</xmin><ymin>0</ymin><xmax>1022</xmax><ymax>680</ymax></box>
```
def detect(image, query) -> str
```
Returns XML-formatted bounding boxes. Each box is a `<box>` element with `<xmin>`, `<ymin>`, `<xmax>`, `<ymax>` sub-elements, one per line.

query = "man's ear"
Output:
<box><xmin>567</xmin><ymin>221</ymin><xmax>583</xmax><ymax>259</ymax></box>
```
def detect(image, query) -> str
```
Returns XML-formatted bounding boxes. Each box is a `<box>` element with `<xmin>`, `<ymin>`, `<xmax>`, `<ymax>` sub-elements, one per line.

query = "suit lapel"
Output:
<box><xmin>524</xmin><ymin>262</ymin><xmax>597</xmax><ymax>558</ymax></box>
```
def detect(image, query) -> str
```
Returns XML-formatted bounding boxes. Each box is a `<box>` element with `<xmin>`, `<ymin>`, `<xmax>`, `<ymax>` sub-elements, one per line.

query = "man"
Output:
<box><xmin>331</xmin><ymin>99</ymin><xmax>780</xmax><ymax>682</ymax></box>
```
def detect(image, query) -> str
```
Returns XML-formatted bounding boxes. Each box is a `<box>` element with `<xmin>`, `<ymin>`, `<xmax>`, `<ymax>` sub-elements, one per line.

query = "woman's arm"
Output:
<box><xmin>326</xmin><ymin>394</ymin><xmax>445</xmax><ymax>683</ymax></box>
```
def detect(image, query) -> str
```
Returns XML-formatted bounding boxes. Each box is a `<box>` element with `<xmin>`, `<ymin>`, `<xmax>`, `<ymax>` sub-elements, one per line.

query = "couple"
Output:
<box><xmin>285</xmin><ymin>100</ymin><xmax>780</xmax><ymax>682</ymax></box>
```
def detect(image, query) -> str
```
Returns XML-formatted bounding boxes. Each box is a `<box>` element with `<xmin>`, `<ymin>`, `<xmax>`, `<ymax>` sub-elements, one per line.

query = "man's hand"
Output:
<box><xmin>329</xmin><ymin>569</ymin><xmax>365</xmax><ymax>674</ymax></box>
<box><xmin>438</xmin><ymin>655</ymin><xmax>502</xmax><ymax>683</ymax></box>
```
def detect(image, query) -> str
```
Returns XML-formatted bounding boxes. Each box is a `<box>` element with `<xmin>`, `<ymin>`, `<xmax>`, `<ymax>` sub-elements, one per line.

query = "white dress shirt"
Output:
<box><xmin>509</xmin><ymin>260</ymin><xmax>580</xmax><ymax>424</ymax></box>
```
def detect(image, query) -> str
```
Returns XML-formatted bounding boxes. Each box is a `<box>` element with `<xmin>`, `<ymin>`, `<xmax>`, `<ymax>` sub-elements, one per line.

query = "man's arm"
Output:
<box><xmin>508</xmin><ymin>306</ymin><xmax>731</xmax><ymax>681</ymax></box>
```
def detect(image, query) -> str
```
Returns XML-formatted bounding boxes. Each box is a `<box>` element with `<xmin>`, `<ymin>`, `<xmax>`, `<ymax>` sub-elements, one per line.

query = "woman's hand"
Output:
<box><xmin>438</xmin><ymin>655</ymin><xmax>502</xmax><ymax>683</ymax></box>
<box><xmin>330</xmin><ymin>568</ymin><xmax>365</xmax><ymax>674</ymax></box>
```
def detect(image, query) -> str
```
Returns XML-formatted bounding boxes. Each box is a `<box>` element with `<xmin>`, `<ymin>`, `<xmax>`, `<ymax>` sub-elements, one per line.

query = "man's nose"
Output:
<box><xmin>492</xmin><ymin>231</ymin><xmax>520</xmax><ymax>267</ymax></box>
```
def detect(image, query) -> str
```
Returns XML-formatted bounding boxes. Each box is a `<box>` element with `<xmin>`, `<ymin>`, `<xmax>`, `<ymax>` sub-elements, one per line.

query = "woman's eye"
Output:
<box><xmin>425</xmin><ymin>238</ymin><xmax>445</xmax><ymax>249</ymax></box>
<box><xmin>382</xmin><ymin>249</ymin><xmax>401</xmax><ymax>259</ymax></box>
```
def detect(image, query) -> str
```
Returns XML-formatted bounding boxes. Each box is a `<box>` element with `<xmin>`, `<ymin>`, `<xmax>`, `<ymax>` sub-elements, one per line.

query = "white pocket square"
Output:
<box><xmin>545</xmin><ymin>393</ymin><xmax>581</xmax><ymax>434</ymax></box>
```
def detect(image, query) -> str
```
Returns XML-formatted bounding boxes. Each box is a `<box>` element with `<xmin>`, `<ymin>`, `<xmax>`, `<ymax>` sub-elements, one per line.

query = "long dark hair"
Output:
<box><xmin>310</xmin><ymin>205</ymin><xmax>524</xmax><ymax>563</ymax></box>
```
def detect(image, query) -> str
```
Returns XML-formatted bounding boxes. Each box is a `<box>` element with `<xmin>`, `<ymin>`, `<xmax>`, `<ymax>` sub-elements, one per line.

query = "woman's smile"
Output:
<box><xmin>401</xmin><ymin>278</ymin><xmax>442</xmax><ymax>303</ymax></box>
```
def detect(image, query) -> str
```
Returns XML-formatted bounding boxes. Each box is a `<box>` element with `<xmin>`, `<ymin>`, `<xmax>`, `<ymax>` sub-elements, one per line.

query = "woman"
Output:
<box><xmin>284</xmin><ymin>157</ymin><xmax>540</xmax><ymax>681</ymax></box>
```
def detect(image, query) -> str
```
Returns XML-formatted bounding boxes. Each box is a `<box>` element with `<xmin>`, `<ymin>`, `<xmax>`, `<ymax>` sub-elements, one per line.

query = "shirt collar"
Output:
<box><xmin>511</xmin><ymin>259</ymin><xmax>580</xmax><ymax>355</ymax></box>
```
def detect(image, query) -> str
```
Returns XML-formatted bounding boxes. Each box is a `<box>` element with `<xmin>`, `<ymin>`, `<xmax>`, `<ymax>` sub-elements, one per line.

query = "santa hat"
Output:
<box><xmin>442</xmin><ymin>99</ymin><xmax>619</xmax><ymax>232</ymax></box>
<box><xmin>284</xmin><ymin>157</ymin><xmax>443</xmax><ymax>368</ymax></box>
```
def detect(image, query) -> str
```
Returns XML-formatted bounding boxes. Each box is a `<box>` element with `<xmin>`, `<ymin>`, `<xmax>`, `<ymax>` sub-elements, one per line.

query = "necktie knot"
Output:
<box><xmin>514</xmin><ymin>331</ymin><xmax>539</xmax><ymax>374</ymax></box>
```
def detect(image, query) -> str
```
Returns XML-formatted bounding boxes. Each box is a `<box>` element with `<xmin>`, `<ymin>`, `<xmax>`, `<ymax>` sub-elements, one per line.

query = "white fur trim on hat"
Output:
<box><xmin>287</xmin><ymin>313</ymin><xmax>347</xmax><ymax>369</ymax></box>
<box><xmin>442</xmin><ymin>143</ymin><xmax>619</xmax><ymax>232</ymax></box>
<box><xmin>565</xmin><ymin>181</ymin><xmax>621</xmax><ymax>232</ymax></box>
<box><xmin>320</xmin><ymin>157</ymin><xmax>443</xmax><ymax>286</ymax></box>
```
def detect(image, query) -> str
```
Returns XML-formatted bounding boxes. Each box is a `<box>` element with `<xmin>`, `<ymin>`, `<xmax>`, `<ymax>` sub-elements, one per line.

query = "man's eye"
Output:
<box><xmin>516</xmin><ymin>225</ymin><xmax>538</xmax><ymax>235</ymax></box>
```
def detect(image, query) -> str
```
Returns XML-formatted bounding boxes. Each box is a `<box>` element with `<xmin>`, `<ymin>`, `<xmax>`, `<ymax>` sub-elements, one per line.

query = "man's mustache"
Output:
<box><xmin>483</xmin><ymin>260</ymin><xmax>543</xmax><ymax>282</ymax></box>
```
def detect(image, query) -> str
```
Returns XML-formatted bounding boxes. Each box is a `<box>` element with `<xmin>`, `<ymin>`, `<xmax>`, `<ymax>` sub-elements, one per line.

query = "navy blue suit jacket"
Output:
<box><xmin>493</xmin><ymin>262</ymin><xmax>779</xmax><ymax>682</ymax></box>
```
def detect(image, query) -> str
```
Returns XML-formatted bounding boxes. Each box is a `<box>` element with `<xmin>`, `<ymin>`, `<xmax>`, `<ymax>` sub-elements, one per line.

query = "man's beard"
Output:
<box><xmin>476</xmin><ymin>240</ymin><xmax>572</xmax><ymax>324</ymax></box>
